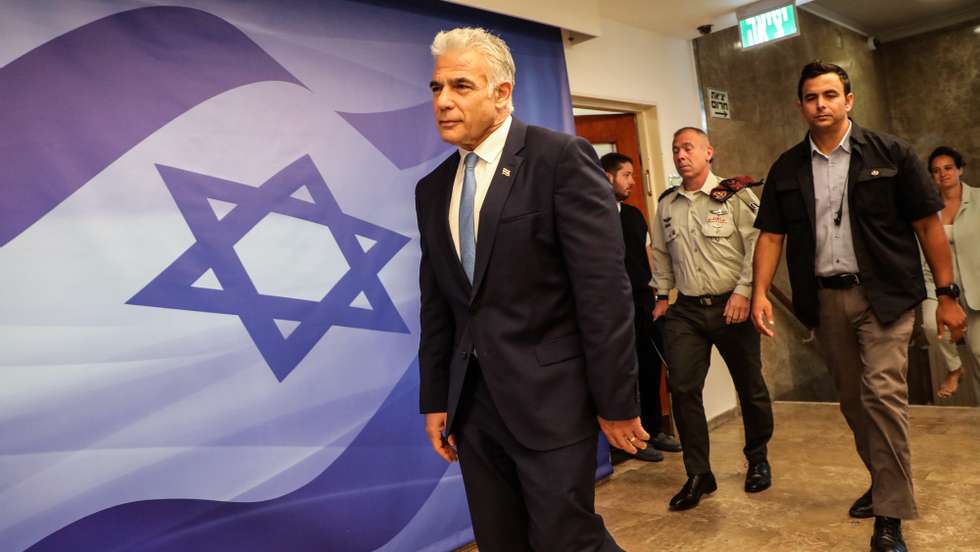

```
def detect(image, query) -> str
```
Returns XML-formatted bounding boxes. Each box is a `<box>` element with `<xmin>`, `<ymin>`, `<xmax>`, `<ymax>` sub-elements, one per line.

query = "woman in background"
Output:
<box><xmin>921</xmin><ymin>146</ymin><xmax>980</xmax><ymax>403</ymax></box>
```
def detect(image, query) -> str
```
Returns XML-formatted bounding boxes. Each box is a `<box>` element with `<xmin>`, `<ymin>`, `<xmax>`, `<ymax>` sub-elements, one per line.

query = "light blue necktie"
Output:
<box><xmin>459</xmin><ymin>152</ymin><xmax>478</xmax><ymax>283</ymax></box>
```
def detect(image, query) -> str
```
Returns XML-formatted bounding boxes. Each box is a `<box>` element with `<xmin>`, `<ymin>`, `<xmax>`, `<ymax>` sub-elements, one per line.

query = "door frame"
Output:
<box><xmin>572</xmin><ymin>96</ymin><xmax>666</xmax><ymax>221</ymax></box>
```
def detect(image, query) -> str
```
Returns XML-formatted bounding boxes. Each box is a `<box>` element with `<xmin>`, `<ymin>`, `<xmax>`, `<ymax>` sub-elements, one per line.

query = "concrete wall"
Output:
<box><xmin>879</xmin><ymin>17</ymin><xmax>980</xmax><ymax>168</ymax></box>
<box><xmin>694</xmin><ymin>9</ymin><xmax>891</xmax><ymax>182</ymax></box>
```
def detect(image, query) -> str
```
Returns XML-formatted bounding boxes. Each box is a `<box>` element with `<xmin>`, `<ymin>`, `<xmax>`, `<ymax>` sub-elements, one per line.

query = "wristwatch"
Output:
<box><xmin>656</xmin><ymin>294</ymin><xmax>669</xmax><ymax>301</ymax></box>
<box><xmin>935</xmin><ymin>283</ymin><xmax>961</xmax><ymax>299</ymax></box>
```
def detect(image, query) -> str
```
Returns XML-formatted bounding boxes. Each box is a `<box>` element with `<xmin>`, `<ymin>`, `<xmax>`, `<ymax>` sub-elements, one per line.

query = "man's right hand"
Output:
<box><xmin>936</xmin><ymin>296</ymin><xmax>967</xmax><ymax>343</ymax></box>
<box><xmin>652</xmin><ymin>299</ymin><xmax>669</xmax><ymax>320</ymax></box>
<box><xmin>424</xmin><ymin>412</ymin><xmax>457</xmax><ymax>463</ymax></box>
<box><xmin>751</xmin><ymin>294</ymin><xmax>775</xmax><ymax>337</ymax></box>
<box><xmin>598</xmin><ymin>416</ymin><xmax>649</xmax><ymax>454</ymax></box>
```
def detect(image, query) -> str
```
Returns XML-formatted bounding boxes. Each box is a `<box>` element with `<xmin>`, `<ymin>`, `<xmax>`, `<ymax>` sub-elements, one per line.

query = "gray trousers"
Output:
<box><xmin>814</xmin><ymin>286</ymin><xmax>918</xmax><ymax>519</ymax></box>
<box><xmin>664</xmin><ymin>296</ymin><xmax>774</xmax><ymax>476</ymax></box>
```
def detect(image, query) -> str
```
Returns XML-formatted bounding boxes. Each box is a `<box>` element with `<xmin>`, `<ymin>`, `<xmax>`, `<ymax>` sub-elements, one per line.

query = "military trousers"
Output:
<box><xmin>664</xmin><ymin>293</ymin><xmax>774</xmax><ymax>476</ymax></box>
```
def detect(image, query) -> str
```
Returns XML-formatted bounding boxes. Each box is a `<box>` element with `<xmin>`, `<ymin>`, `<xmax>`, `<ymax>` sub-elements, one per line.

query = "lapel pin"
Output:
<box><xmin>501</xmin><ymin>167</ymin><xmax>511</xmax><ymax>177</ymax></box>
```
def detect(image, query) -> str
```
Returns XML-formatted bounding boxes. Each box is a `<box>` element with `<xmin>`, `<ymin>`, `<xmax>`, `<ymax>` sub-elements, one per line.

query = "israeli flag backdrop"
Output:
<box><xmin>0</xmin><ymin>1</ymin><xmax>577</xmax><ymax>550</ymax></box>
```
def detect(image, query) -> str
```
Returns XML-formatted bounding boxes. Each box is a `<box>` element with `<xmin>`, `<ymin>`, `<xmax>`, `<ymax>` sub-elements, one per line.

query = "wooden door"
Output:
<box><xmin>574</xmin><ymin>113</ymin><xmax>648</xmax><ymax>220</ymax></box>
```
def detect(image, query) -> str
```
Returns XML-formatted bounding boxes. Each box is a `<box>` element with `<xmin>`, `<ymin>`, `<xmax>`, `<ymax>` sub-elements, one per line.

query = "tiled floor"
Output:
<box><xmin>595</xmin><ymin>402</ymin><xmax>980</xmax><ymax>551</ymax></box>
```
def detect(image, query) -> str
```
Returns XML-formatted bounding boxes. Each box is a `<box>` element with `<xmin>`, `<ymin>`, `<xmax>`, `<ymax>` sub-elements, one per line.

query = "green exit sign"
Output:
<box><xmin>739</xmin><ymin>4</ymin><xmax>799</xmax><ymax>49</ymax></box>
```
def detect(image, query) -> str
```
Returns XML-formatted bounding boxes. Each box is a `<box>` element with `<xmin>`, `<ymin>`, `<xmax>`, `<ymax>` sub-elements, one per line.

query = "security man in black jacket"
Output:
<box><xmin>751</xmin><ymin>61</ymin><xmax>966</xmax><ymax>552</ymax></box>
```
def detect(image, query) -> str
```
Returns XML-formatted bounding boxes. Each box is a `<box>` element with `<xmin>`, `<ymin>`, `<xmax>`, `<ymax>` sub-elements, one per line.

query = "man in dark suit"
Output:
<box><xmin>751</xmin><ymin>61</ymin><xmax>966</xmax><ymax>552</ymax></box>
<box><xmin>600</xmin><ymin>152</ymin><xmax>681</xmax><ymax>464</ymax></box>
<box><xmin>416</xmin><ymin>28</ymin><xmax>647</xmax><ymax>552</ymax></box>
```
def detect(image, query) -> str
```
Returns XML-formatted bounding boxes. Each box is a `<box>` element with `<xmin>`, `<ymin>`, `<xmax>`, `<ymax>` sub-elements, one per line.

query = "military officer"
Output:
<box><xmin>651</xmin><ymin>127</ymin><xmax>775</xmax><ymax>511</ymax></box>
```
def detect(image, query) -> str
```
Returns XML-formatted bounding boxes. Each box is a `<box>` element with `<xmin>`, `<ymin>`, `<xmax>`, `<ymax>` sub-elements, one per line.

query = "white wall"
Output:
<box><xmin>565</xmin><ymin>18</ymin><xmax>738</xmax><ymax>422</ymax></box>
<box><xmin>445</xmin><ymin>0</ymin><xmax>601</xmax><ymax>36</ymax></box>
<box><xmin>706</xmin><ymin>348</ymin><xmax>738</xmax><ymax>420</ymax></box>
<box><xmin>563</xmin><ymin>17</ymin><xmax>703</xmax><ymax>190</ymax></box>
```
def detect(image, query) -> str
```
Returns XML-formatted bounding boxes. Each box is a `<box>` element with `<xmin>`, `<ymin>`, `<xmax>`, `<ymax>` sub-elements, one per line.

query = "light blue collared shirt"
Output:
<box><xmin>810</xmin><ymin>121</ymin><xmax>860</xmax><ymax>276</ymax></box>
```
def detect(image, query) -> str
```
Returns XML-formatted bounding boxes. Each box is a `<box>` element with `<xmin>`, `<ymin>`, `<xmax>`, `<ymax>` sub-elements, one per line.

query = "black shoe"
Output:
<box><xmin>632</xmin><ymin>446</ymin><xmax>664</xmax><ymax>462</ymax></box>
<box><xmin>744</xmin><ymin>460</ymin><xmax>771</xmax><ymax>493</ymax></box>
<box><xmin>870</xmin><ymin>516</ymin><xmax>907</xmax><ymax>552</ymax></box>
<box><xmin>650</xmin><ymin>432</ymin><xmax>682</xmax><ymax>452</ymax></box>
<box><xmin>669</xmin><ymin>472</ymin><xmax>717</xmax><ymax>511</ymax></box>
<box><xmin>850</xmin><ymin>487</ymin><xmax>874</xmax><ymax>519</ymax></box>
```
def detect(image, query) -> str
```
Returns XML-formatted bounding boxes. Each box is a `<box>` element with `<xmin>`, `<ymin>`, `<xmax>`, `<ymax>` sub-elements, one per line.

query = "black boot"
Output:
<box><xmin>744</xmin><ymin>460</ymin><xmax>771</xmax><ymax>493</ymax></box>
<box><xmin>849</xmin><ymin>487</ymin><xmax>873</xmax><ymax>519</ymax></box>
<box><xmin>870</xmin><ymin>516</ymin><xmax>907</xmax><ymax>552</ymax></box>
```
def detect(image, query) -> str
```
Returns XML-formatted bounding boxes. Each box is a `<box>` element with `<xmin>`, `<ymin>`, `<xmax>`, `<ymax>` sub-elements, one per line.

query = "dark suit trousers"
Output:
<box><xmin>453</xmin><ymin>360</ymin><xmax>622</xmax><ymax>552</ymax></box>
<box><xmin>636</xmin><ymin>309</ymin><xmax>665</xmax><ymax>436</ymax></box>
<box><xmin>664</xmin><ymin>297</ymin><xmax>774</xmax><ymax>476</ymax></box>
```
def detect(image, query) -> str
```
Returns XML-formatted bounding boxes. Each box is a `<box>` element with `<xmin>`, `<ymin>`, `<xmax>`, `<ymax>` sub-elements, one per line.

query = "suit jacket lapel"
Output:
<box><xmin>433</xmin><ymin>151</ymin><xmax>471</xmax><ymax>292</ymax></box>
<box><xmin>470</xmin><ymin>118</ymin><xmax>527</xmax><ymax>301</ymax></box>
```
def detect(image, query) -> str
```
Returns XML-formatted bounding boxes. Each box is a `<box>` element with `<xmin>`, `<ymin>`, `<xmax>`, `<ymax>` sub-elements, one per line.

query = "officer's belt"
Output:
<box><xmin>676</xmin><ymin>291</ymin><xmax>733</xmax><ymax>307</ymax></box>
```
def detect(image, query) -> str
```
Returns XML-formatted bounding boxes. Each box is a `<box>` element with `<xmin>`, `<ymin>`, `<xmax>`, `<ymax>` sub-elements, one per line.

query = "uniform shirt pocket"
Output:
<box><xmin>699</xmin><ymin>210</ymin><xmax>736</xmax><ymax>238</ymax></box>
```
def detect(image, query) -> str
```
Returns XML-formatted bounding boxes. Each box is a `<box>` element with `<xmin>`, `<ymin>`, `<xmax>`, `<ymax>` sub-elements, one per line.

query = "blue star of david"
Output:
<box><xmin>128</xmin><ymin>155</ymin><xmax>410</xmax><ymax>381</ymax></box>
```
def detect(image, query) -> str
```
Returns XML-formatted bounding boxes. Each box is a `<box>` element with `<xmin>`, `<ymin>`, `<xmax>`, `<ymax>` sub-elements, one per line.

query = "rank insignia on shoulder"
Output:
<box><xmin>709</xmin><ymin>175</ymin><xmax>763</xmax><ymax>203</ymax></box>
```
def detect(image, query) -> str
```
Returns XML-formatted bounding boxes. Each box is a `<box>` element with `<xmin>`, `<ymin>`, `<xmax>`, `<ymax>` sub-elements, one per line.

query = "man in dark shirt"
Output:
<box><xmin>751</xmin><ymin>61</ymin><xmax>966</xmax><ymax>552</ymax></box>
<box><xmin>601</xmin><ymin>153</ymin><xmax>682</xmax><ymax>464</ymax></box>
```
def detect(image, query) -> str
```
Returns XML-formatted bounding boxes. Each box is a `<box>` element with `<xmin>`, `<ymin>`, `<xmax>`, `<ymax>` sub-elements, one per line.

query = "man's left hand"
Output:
<box><xmin>724</xmin><ymin>292</ymin><xmax>750</xmax><ymax>324</ymax></box>
<box><xmin>936</xmin><ymin>296</ymin><xmax>967</xmax><ymax>343</ymax></box>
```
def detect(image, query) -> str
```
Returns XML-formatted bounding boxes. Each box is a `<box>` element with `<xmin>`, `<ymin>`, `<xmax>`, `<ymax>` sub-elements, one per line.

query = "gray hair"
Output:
<box><xmin>672</xmin><ymin>126</ymin><xmax>709</xmax><ymax>140</ymax></box>
<box><xmin>431</xmin><ymin>27</ymin><xmax>515</xmax><ymax>112</ymax></box>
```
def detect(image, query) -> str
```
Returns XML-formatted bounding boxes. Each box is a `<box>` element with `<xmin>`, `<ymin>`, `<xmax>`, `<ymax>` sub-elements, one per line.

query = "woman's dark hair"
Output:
<box><xmin>928</xmin><ymin>146</ymin><xmax>965</xmax><ymax>169</ymax></box>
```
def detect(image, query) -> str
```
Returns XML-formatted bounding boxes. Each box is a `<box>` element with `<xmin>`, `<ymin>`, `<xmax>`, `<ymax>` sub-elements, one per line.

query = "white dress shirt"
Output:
<box><xmin>448</xmin><ymin>116</ymin><xmax>512</xmax><ymax>259</ymax></box>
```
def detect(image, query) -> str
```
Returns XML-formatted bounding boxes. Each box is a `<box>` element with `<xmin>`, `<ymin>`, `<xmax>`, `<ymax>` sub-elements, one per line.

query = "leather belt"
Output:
<box><xmin>677</xmin><ymin>291</ymin><xmax>733</xmax><ymax>307</ymax></box>
<box><xmin>817</xmin><ymin>273</ymin><xmax>861</xmax><ymax>289</ymax></box>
